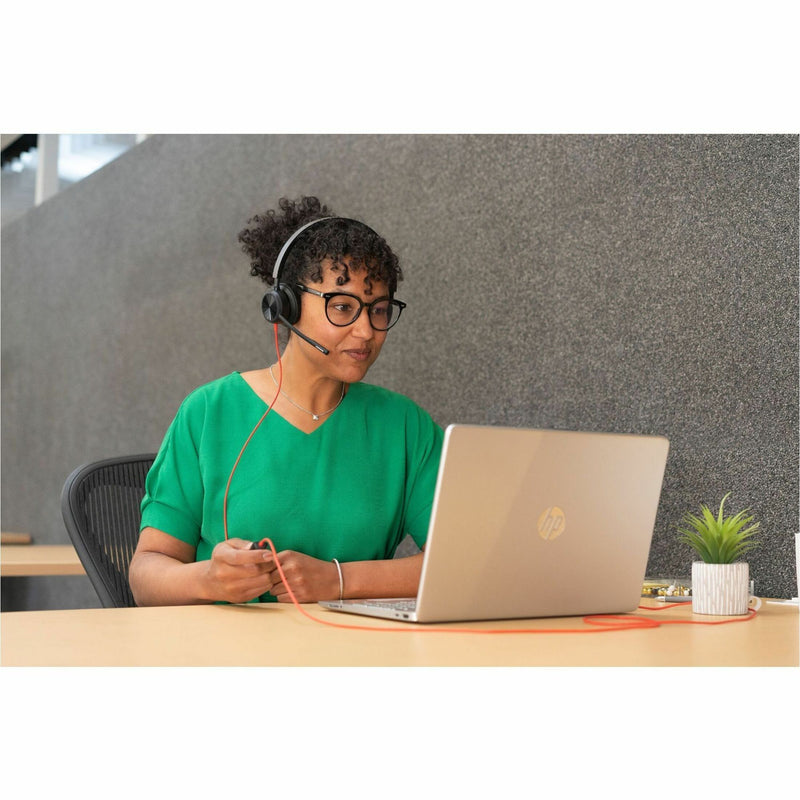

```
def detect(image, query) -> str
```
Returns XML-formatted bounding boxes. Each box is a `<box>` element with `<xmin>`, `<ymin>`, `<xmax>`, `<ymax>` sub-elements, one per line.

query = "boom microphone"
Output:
<box><xmin>278</xmin><ymin>315</ymin><xmax>330</xmax><ymax>355</ymax></box>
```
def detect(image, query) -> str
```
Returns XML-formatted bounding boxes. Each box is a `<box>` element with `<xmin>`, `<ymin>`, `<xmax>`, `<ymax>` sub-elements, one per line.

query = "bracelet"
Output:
<box><xmin>332</xmin><ymin>558</ymin><xmax>344</xmax><ymax>601</ymax></box>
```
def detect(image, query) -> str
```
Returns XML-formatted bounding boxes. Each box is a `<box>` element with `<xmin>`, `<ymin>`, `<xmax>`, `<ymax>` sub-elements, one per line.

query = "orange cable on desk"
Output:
<box><xmin>256</xmin><ymin>536</ymin><xmax>757</xmax><ymax>635</ymax></box>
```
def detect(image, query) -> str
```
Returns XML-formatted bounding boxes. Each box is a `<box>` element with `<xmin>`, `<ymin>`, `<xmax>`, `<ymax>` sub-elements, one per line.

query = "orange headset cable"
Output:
<box><xmin>223</xmin><ymin>324</ymin><xmax>283</xmax><ymax>542</ymax></box>
<box><xmin>256</xmin><ymin>536</ymin><xmax>757</xmax><ymax>635</ymax></box>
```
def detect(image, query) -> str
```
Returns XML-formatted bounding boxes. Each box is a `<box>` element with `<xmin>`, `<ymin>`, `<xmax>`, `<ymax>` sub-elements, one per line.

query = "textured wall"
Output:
<box><xmin>2</xmin><ymin>134</ymin><xmax>797</xmax><ymax>609</ymax></box>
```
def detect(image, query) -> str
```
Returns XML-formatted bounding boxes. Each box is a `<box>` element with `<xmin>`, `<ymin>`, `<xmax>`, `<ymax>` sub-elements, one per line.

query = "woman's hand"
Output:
<box><xmin>267</xmin><ymin>551</ymin><xmax>340</xmax><ymax>603</ymax></box>
<box><xmin>202</xmin><ymin>538</ymin><xmax>276</xmax><ymax>604</ymax></box>
<box><xmin>130</xmin><ymin>528</ymin><xmax>274</xmax><ymax>606</ymax></box>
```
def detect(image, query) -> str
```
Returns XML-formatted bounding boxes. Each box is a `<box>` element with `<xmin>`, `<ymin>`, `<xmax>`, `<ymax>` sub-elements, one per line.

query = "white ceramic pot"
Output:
<box><xmin>691</xmin><ymin>561</ymin><xmax>750</xmax><ymax>615</ymax></box>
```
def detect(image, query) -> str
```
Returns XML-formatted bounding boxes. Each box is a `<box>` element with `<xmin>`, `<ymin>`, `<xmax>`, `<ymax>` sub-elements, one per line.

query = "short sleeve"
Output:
<box><xmin>139</xmin><ymin>393</ymin><xmax>205</xmax><ymax>547</ymax></box>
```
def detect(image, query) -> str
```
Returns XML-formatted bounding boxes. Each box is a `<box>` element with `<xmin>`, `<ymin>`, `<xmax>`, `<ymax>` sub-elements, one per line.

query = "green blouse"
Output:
<box><xmin>140</xmin><ymin>373</ymin><xmax>443</xmax><ymax>579</ymax></box>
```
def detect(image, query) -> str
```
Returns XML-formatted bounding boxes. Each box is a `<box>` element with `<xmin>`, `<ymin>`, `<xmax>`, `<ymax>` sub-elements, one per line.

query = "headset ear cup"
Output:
<box><xmin>262</xmin><ymin>285</ymin><xmax>301</xmax><ymax>325</ymax></box>
<box><xmin>262</xmin><ymin>290</ymin><xmax>282</xmax><ymax>323</ymax></box>
<box><xmin>277</xmin><ymin>283</ymin><xmax>301</xmax><ymax>325</ymax></box>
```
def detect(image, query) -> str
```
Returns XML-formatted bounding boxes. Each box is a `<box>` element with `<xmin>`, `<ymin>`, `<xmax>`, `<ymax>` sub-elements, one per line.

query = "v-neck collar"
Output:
<box><xmin>234</xmin><ymin>371</ymin><xmax>349</xmax><ymax>436</ymax></box>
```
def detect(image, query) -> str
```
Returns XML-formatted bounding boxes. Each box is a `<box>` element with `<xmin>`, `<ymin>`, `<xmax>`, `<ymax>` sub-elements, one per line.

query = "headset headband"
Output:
<box><xmin>271</xmin><ymin>216</ymin><xmax>376</xmax><ymax>285</ymax></box>
<box><xmin>271</xmin><ymin>216</ymin><xmax>335</xmax><ymax>284</ymax></box>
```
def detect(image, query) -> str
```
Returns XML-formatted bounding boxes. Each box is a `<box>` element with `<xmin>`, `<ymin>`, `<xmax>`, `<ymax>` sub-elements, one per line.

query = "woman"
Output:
<box><xmin>129</xmin><ymin>196</ymin><xmax>443</xmax><ymax>606</ymax></box>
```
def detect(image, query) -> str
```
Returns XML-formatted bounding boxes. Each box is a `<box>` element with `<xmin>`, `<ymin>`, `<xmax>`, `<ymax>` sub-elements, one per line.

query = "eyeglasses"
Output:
<box><xmin>295</xmin><ymin>284</ymin><xmax>406</xmax><ymax>331</ymax></box>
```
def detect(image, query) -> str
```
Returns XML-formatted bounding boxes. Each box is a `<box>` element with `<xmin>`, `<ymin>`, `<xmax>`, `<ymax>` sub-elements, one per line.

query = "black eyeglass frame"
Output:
<box><xmin>294</xmin><ymin>284</ymin><xmax>407</xmax><ymax>331</ymax></box>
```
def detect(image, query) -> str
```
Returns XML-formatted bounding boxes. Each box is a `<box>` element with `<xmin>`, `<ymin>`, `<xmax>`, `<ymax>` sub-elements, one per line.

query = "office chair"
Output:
<box><xmin>61</xmin><ymin>453</ymin><xmax>156</xmax><ymax>608</ymax></box>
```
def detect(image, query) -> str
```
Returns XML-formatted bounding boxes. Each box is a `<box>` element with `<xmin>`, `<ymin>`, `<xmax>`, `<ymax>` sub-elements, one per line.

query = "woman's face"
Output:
<box><xmin>293</xmin><ymin>258</ymin><xmax>390</xmax><ymax>383</ymax></box>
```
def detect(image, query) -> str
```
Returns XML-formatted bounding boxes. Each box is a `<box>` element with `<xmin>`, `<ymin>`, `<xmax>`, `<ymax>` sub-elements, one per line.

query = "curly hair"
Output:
<box><xmin>238</xmin><ymin>196</ymin><xmax>402</xmax><ymax>296</ymax></box>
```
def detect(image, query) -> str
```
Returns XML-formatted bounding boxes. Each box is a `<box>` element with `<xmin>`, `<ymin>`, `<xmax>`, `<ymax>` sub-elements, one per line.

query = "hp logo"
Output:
<box><xmin>537</xmin><ymin>507</ymin><xmax>566</xmax><ymax>541</ymax></box>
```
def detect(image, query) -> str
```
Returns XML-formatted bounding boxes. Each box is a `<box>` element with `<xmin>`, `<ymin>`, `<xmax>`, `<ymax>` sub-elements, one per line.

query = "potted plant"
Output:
<box><xmin>677</xmin><ymin>493</ymin><xmax>760</xmax><ymax>615</ymax></box>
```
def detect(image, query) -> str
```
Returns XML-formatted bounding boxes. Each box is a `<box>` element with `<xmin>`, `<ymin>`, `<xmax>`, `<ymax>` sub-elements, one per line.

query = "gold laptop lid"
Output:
<box><xmin>414</xmin><ymin>425</ymin><xmax>669</xmax><ymax>622</ymax></box>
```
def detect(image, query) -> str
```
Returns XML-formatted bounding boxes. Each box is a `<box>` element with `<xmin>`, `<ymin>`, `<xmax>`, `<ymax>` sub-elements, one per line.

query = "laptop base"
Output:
<box><xmin>319</xmin><ymin>598</ymin><xmax>419</xmax><ymax>622</ymax></box>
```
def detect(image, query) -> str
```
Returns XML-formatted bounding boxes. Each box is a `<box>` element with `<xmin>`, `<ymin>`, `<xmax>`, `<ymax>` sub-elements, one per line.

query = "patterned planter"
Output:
<box><xmin>691</xmin><ymin>561</ymin><xmax>750</xmax><ymax>615</ymax></box>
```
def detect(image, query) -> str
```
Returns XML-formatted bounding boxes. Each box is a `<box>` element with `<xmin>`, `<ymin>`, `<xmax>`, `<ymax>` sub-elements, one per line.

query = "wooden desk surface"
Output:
<box><xmin>0</xmin><ymin>544</ymin><xmax>85</xmax><ymax>576</ymax></box>
<box><xmin>1</xmin><ymin>532</ymin><xmax>32</xmax><ymax>545</ymax></box>
<box><xmin>1</xmin><ymin>600</ymin><xmax>796</xmax><ymax>667</ymax></box>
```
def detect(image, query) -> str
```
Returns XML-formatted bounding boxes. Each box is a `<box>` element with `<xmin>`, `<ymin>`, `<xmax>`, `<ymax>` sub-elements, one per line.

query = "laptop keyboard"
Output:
<box><xmin>360</xmin><ymin>599</ymin><xmax>417</xmax><ymax>612</ymax></box>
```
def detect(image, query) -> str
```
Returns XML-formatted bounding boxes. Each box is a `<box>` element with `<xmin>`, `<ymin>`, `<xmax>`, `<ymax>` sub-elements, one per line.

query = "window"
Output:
<box><xmin>1</xmin><ymin>134</ymin><xmax>144</xmax><ymax>226</ymax></box>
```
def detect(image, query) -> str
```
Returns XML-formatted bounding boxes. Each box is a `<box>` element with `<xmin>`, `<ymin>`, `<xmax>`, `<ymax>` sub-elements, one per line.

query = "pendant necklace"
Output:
<box><xmin>269</xmin><ymin>365</ymin><xmax>345</xmax><ymax>421</ymax></box>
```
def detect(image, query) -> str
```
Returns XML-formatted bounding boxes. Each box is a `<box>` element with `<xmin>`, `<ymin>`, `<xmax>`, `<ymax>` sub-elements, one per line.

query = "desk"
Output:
<box><xmin>1</xmin><ymin>601</ymin><xmax>796</xmax><ymax>666</ymax></box>
<box><xmin>0</xmin><ymin>545</ymin><xmax>85</xmax><ymax>577</ymax></box>
<box><xmin>1</xmin><ymin>533</ymin><xmax>32</xmax><ymax>545</ymax></box>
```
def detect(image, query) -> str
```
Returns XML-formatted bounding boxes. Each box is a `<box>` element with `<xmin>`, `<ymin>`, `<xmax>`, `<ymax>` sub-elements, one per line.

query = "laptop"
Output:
<box><xmin>318</xmin><ymin>424</ymin><xmax>669</xmax><ymax>623</ymax></box>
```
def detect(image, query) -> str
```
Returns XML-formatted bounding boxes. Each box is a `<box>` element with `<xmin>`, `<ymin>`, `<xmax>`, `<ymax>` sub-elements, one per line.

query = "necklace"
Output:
<box><xmin>269</xmin><ymin>365</ymin><xmax>345</xmax><ymax>421</ymax></box>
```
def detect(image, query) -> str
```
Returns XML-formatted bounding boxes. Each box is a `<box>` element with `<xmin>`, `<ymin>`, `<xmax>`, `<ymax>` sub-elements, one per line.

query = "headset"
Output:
<box><xmin>261</xmin><ymin>216</ymin><xmax>379</xmax><ymax>355</ymax></box>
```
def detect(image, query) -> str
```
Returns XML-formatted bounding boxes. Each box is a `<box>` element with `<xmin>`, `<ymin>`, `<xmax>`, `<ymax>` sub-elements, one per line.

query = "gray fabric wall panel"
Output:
<box><xmin>2</xmin><ymin>134</ymin><xmax>797</xmax><ymax>610</ymax></box>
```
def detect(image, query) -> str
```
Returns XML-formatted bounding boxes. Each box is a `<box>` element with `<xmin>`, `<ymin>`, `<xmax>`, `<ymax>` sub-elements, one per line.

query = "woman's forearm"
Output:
<box><xmin>340</xmin><ymin>552</ymin><xmax>425</xmax><ymax>599</ymax></box>
<box><xmin>129</xmin><ymin>550</ymin><xmax>213</xmax><ymax>606</ymax></box>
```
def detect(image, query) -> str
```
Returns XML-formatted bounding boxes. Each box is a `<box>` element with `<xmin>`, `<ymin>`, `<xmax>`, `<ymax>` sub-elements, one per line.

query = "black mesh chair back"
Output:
<box><xmin>61</xmin><ymin>454</ymin><xmax>156</xmax><ymax>608</ymax></box>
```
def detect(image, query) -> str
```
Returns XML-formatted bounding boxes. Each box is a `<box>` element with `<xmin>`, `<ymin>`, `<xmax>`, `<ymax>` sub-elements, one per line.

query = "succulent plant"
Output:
<box><xmin>677</xmin><ymin>493</ymin><xmax>760</xmax><ymax>564</ymax></box>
